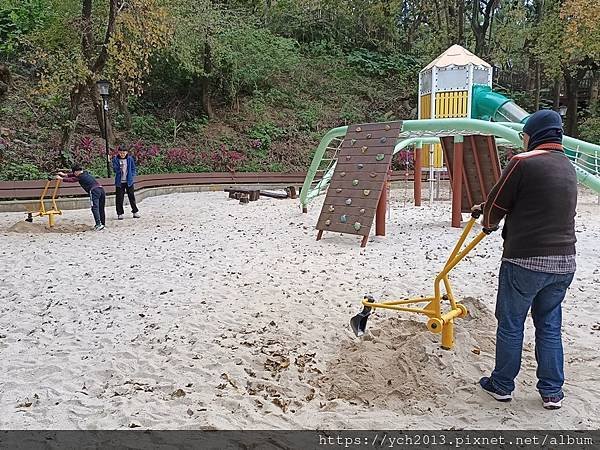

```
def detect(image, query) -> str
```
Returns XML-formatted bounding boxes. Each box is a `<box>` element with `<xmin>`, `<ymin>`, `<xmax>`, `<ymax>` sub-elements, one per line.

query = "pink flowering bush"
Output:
<box><xmin>166</xmin><ymin>147</ymin><xmax>197</xmax><ymax>167</ymax></box>
<box><xmin>71</xmin><ymin>136</ymin><xmax>104</xmax><ymax>166</ymax></box>
<box><xmin>210</xmin><ymin>144</ymin><xmax>246</xmax><ymax>172</ymax></box>
<box><xmin>392</xmin><ymin>149</ymin><xmax>415</xmax><ymax>171</ymax></box>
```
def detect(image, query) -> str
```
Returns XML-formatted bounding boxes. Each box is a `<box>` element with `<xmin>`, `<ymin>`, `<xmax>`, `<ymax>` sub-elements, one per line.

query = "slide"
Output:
<box><xmin>300</xmin><ymin>94</ymin><xmax>600</xmax><ymax>209</ymax></box>
<box><xmin>471</xmin><ymin>85</ymin><xmax>600</xmax><ymax>194</ymax></box>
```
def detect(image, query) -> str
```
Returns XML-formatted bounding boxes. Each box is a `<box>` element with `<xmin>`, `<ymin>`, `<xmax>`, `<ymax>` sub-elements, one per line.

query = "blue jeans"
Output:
<box><xmin>491</xmin><ymin>261</ymin><xmax>574</xmax><ymax>397</ymax></box>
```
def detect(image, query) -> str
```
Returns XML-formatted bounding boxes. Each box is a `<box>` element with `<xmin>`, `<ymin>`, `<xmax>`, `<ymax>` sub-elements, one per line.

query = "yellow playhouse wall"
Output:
<box><xmin>418</xmin><ymin>91</ymin><xmax>469</xmax><ymax>168</ymax></box>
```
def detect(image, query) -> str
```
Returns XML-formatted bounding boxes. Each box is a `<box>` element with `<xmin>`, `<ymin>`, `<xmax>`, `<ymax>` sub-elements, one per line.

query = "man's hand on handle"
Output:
<box><xmin>470</xmin><ymin>202</ymin><xmax>485</xmax><ymax>219</ymax></box>
<box><xmin>471</xmin><ymin>202</ymin><xmax>498</xmax><ymax>234</ymax></box>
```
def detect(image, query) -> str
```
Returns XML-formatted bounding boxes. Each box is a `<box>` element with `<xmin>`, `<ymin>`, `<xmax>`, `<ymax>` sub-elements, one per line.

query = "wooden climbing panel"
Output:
<box><xmin>441</xmin><ymin>135</ymin><xmax>502</xmax><ymax>213</ymax></box>
<box><xmin>315</xmin><ymin>121</ymin><xmax>403</xmax><ymax>247</ymax></box>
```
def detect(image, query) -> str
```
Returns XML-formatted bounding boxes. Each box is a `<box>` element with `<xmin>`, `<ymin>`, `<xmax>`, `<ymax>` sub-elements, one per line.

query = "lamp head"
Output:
<box><xmin>96</xmin><ymin>79</ymin><xmax>110</xmax><ymax>97</ymax></box>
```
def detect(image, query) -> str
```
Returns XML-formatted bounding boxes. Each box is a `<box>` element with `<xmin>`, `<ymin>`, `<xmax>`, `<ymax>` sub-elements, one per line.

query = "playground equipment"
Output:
<box><xmin>350</xmin><ymin>209</ymin><xmax>497</xmax><ymax>350</ymax></box>
<box><xmin>315</xmin><ymin>121</ymin><xmax>402</xmax><ymax>247</ymax></box>
<box><xmin>24</xmin><ymin>177</ymin><xmax>62</xmax><ymax>227</ymax></box>
<box><xmin>300</xmin><ymin>47</ymin><xmax>600</xmax><ymax>216</ymax></box>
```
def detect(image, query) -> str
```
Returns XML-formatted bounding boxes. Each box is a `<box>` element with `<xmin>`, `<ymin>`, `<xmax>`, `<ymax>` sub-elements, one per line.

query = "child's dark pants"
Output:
<box><xmin>115</xmin><ymin>183</ymin><xmax>139</xmax><ymax>215</ymax></box>
<box><xmin>90</xmin><ymin>187</ymin><xmax>106</xmax><ymax>226</ymax></box>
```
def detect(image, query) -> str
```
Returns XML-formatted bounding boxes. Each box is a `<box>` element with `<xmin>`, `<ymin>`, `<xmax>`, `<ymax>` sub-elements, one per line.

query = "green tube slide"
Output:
<box><xmin>471</xmin><ymin>84</ymin><xmax>600</xmax><ymax>193</ymax></box>
<box><xmin>300</xmin><ymin>90</ymin><xmax>600</xmax><ymax>209</ymax></box>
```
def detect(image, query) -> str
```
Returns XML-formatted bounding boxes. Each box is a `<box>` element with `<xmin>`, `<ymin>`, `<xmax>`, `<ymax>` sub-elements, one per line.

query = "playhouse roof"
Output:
<box><xmin>422</xmin><ymin>45</ymin><xmax>491</xmax><ymax>71</ymax></box>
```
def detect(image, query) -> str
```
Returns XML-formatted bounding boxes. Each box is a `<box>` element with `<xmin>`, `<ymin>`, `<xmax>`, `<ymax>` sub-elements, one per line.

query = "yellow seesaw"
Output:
<box><xmin>25</xmin><ymin>177</ymin><xmax>62</xmax><ymax>227</ymax></box>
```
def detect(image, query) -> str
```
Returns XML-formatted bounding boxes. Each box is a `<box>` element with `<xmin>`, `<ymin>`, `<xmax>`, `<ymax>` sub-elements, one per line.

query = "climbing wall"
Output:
<box><xmin>441</xmin><ymin>135</ymin><xmax>502</xmax><ymax>213</ymax></box>
<box><xmin>315</xmin><ymin>121</ymin><xmax>403</xmax><ymax>246</ymax></box>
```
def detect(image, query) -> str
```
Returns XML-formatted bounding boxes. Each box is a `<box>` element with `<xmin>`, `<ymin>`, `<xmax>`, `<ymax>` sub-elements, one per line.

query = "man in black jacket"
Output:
<box><xmin>475</xmin><ymin>110</ymin><xmax>577</xmax><ymax>410</ymax></box>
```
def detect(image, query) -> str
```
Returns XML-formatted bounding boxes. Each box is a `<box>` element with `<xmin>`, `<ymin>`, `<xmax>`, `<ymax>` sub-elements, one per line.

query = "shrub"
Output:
<box><xmin>130</xmin><ymin>114</ymin><xmax>166</xmax><ymax>141</ymax></box>
<box><xmin>71</xmin><ymin>136</ymin><xmax>104</xmax><ymax>167</ymax></box>
<box><xmin>248</xmin><ymin>122</ymin><xmax>283</xmax><ymax>152</ymax></box>
<box><xmin>0</xmin><ymin>0</ymin><xmax>49</xmax><ymax>56</ymax></box>
<box><xmin>1</xmin><ymin>162</ymin><xmax>46</xmax><ymax>180</ymax></box>
<box><xmin>165</xmin><ymin>147</ymin><xmax>197</xmax><ymax>169</ymax></box>
<box><xmin>215</xmin><ymin>27</ymin><xmax>299</xmax><ymax>101</ymax></box>
<box><xmin>392</xmin><ymin>150</ymin><xmax>414</xmax><ymax>171</ymax></box>
<box><xmin>580</xmin><ymin>117</ymin><xmax>600</xmax><ymax>145</ymax></box>
<box><xmin>210</xmin><ymin>144</ymin><xmax>245</xmax><ymax>172</ymax></box>
<box><xmin>346</xmin><ymin>49</ymin><xmax>418</xmax><ymax>77</ymax></box>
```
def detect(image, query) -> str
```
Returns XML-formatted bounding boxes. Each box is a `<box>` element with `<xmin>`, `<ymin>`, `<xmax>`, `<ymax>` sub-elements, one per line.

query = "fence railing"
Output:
<box><xmin>0</xmin><ymin>172</ymin><xmax>311</xmax><ymax>201</ymax></box>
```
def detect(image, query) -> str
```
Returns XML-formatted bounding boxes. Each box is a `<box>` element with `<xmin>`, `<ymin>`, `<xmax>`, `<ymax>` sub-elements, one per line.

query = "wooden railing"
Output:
<box><xmin>0</xmin><ymin>172</ymin><xmax>310</xmax><ymax>201</ymax></box>
<box><xmin>0</xmin><ymin>170</ymin><xmax>443</xmax><ymax>202</ymax></box>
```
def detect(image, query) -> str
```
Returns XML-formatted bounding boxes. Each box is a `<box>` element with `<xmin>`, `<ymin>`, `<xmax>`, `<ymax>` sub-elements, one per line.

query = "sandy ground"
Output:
<box><xmin>0</xmin><ymin>186</ymin><xmax>599</xmax><ymax>430</ymax></box>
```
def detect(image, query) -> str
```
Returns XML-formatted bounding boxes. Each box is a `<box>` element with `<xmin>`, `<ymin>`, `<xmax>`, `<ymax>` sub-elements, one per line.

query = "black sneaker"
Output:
<box><xmin>542</xmin><ymin>391</ymin><xmax>564</xmax><ymax>410</ymax></box>
<box><xmin>479</xmin><ymin>377</ymin><xmax>512</xmax><ymax>402</ymax></box>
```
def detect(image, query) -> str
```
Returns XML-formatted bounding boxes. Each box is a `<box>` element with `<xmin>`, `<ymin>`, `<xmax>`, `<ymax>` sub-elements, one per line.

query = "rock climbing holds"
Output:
<box><xmin>329</xmin><ymin>205</ymin><xmax>335</xmax><ymax>212</ymax></box>
<box><xmin>359</xmin><ymin>208</ymin><xmax>366</xmax><ymax>214</ymax></box>
<box><xmin>385</xmin><ymin>124</ymin><xmax>391</xmax><ymax>130</ymax></box>
<box><xmin>366</xmin><ymin>133</ymin><xmax>372</xmax><ymax>139</ymax></box>
<box><xmin>352</xmin><ymin>179</ymin><xmax>359</xmax><ymax>186</ymax></box>
<box><xmin>361</xmin><ymin>146</ymin><xmax>368</xmax><ymax>153</ymax></box>
<box><xmin>346</xmin><ymin>155</ymin><xmax>351</xmax><ymax>160</ymax></box>
<box><xmin>357</xmin><ymin>163</ymin><xmax>364</xmax><ymax>169</ymax></box>
<box><xmin>355</xmin><ymin>126</ymin><xmax>362</xmax><ymax>132</ymax></box>
<box><xmin>340</xmin><ymin>214</ymin><xmax>348</xmax><ymax>223</ymax></box>
<box><xmin>353</xmin><ymin>222</ymin><xmax>362</xmax><ymax>231</ymax></box>
<box><xmin>340</xmin><ymin>172</ymin><xmax>346</xmax><ymax>177</ymax></box>
<box><xmin>369</xmin><ymin>172</ymin><xmax>377</xmax><ymax>178</ymax></box>
<box><xmin>380</xmin><ymin>137</ymin><xmax>387</xmax><ymax>143</ymax></box>
<box><xmin>336</xmin><ymin>188</ymin><xmax>342</xmax><ymax>193</ymax></box>
<box><xmin>363</xmin><ymin>189</ymin><xmax>371</xmax><ymax>196</ymax></box>
<box><xmin>325</xmin><ymin>219</ymin><xmax>331</xmax><ymax>226</ymax></box>
<box><xmin>376</xmin><ymin>153</ymin><xmax>385</xmax><ymax>161</ymax></box>
<box><xmin>345</xmin><ymin>198</ymin><xmax>352</xmax><ymax>205</ymax></box>
<box><xmin>351</xmin><ymin>139</ymin><xmax>357</xmax><ymax>145</ymax></box>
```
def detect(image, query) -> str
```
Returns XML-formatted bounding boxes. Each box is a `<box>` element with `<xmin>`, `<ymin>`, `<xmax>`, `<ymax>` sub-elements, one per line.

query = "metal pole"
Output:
<box><xmin>103</xmin><ymin>97</ymin><xmax>110</xmax><ymax>178</ymax></box>
<box><xmin>414</xmin><ymin>142</ymin><xmax>423</xmax><ymax>206</ymax></box>
<box><xmin>429</xmin><ymin>146</ymin><xmax>434</xmax><ymax>205</ymax></box>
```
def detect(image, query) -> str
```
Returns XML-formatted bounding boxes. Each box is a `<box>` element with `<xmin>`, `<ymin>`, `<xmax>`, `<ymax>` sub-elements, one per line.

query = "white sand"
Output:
<box><xmin>0</xmin><ymin>187</ymin><xmax>599</xmax><ymax>430</ymax></box>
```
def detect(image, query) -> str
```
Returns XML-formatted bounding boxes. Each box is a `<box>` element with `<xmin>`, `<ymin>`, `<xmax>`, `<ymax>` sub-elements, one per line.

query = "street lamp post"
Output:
<box><xmin>96</xmin><ymin>80</ymin><xmax>111</xmax><ymax>178</ymax></box>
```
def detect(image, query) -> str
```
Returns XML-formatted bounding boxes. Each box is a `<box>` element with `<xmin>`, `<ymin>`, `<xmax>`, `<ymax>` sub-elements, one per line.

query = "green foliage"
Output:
<box><xmin>346</xmin><ymin>49</ymin><xmax>417</xmax><ymax>77</ymax></box>
<box><xmin>297</xmin><ymin>104</ymin><xmax>321</xmax><ymax>131</ymax></box>
<box><xmin>1</xmin><ymin>162</ymin><xmax>46</xmax><ymax>180</ymax></box>
<box><xmin>181</xmin><ymin>117</ymin><xmax>209</xmax><ymax>134</ymax></box>
<box><xmin>0</xmin><ymin>0</ymin><xmax>50</xmax><ymax>56</ymax></box>
<box><xmin>86</xmin><ymin>157</ymin><xmax>110</xmax><ymax>179</ymax></box>
<box><xmin>136</xmin><ymin>154</ymin><xmax>166</xmax><ymax>175</ymax></box>
<box><xmin>580</xmin><ymin>117</ymin><xmax>600</xmax><ymax>145</ymax></box>
<box><xmin>248</xmin><ymin>121</ymin><xmax>284</xmax><ymax>151</ymax></box>
<box><xmin>215</xmin><ymin>27</ymin><xmax>299</xmax><ymax>100</ymax></box>
<box><xmin>130</xmin><ymin>115</ymin><xmax>166</xmax><ymax>142</ymax></box>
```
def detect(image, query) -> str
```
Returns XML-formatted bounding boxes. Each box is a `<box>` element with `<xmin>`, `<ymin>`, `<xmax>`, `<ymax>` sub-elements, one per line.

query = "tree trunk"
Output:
<box><xmin>201</xmin><ymin>41</ymin><xmax>214</xmax><ymax>119</ymax></box>
<box><xmin>552</xmin><ymin>78</ymin><xmax>561</xmax><ymax>111</ymax></box>
<box><xmin>564</xmin><ymin>72</ymin><xmax>579</xmax><ymax>137</ymax></box>
<box><xmin>590</xmin><ymin>70</ymin><xmax>599</xmax><ymax>116</ymax></box>
<box><xmin>457</xmin><ymin>0</ymin><xmax>464</xmax><ymax>45</ymax></box>
<box><xmin>534</xmin><ymin>61</ymin><xmax>541</xmax><ymax>111</ymax></box>
<box><xmin>59</xmin><ymin>83</ymin><xmax>86</xmax><ymax>166</ymax></box>
<box><xmin>117</xmin><ymin>79</ymin><xmax>132</xmax><ymax>130</ymax></box>
<box><xmin>442</xmin><ymin>0</ymin><xmax>452</xmax><ymax>46</ymax></box>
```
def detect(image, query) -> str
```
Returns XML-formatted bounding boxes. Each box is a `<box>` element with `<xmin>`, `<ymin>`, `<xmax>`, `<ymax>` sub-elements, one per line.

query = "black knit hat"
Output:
<box><xmin>523</xmin><ymin>110</ymin><xmax>563</xmax><ymax>151</ymax></box>
<box><xmin>71</xmin><ymin>164</ymin><xmax>83</xmax><ymax>172</ymax></box>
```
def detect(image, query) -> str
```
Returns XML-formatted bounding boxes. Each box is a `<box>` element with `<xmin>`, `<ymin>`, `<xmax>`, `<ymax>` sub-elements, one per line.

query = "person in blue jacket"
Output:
<box><xmin>112</xmin><ymin>144</ymin><xmax>140</xmax><ymax>219</ymax></box>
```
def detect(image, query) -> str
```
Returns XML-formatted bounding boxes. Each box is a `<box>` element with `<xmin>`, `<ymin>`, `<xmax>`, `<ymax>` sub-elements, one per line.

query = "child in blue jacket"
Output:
<box><xmin>112</xmin><ymin>145</ymin><xmax>140</xmax><ymax>220</ymax></box>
